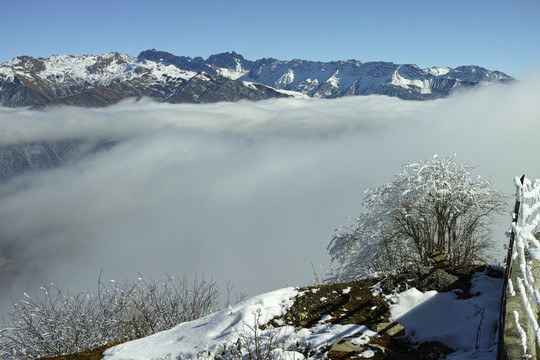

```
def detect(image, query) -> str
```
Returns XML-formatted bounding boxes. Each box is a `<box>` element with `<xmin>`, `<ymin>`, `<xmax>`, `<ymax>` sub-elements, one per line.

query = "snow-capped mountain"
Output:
<box><xmin>0</xmin><ymin>52</ymin><xmax>289</xmax><ymax>108</ymax></box>
<box><xmin>0</xmin><ymin>50</ymin><xmax>513</xmax><ymax>108</ymax></box>
<box><xmin>139</xmin><ymin>49</ymin><xmax>514</xmax><ymax>100</ymax></box>
<box><xmin>0</xmin><ymin>53</ymin><xmax>191</xmax><ymax>107</ymax></box>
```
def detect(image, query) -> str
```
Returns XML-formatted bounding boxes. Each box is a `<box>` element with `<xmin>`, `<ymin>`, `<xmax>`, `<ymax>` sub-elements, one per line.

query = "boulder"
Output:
<box><xmin>329</xmin><ymin>338</ymin><xmax>364</xmax><ymax>353</ymax></box>
<box><xmin>374</xmin><ymin>322</ymin><xmax>405</xmax><ymax>337</ymax></box>
<box><xmin>417</xmin><ymin>269</ymin><xmax>459</xmax><ymax>292</ymax></box>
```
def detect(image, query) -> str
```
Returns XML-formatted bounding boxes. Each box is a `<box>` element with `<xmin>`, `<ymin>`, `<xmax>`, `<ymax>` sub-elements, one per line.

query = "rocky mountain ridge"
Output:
<box><xmin>0</xmin><ymin>52</ymin><xmax>289</xmax><ymax>108</ymax></box>
<box><xmin>0</xmin><ymin>50</ymin><xmax>514</xmax><ymax>108</ymax></box>
<box><xmin>139</xmin><ymin>49</ymin><xmax>514</xmax><ymax>100</ymax></box>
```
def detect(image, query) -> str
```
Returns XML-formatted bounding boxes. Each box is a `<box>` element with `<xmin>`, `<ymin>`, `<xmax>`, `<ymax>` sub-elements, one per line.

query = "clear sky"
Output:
<box><xmin>1</xmin><ymin>0</ymin><xmax>539</xmax><ymax>78</ymax></box>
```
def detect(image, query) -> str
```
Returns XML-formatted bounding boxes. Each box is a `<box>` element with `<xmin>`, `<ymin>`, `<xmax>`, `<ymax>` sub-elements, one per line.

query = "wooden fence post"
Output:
<box><xmin>497</xmin><ymin>174</ymin><xmax>524</xmax><ymax>360</ymax></box>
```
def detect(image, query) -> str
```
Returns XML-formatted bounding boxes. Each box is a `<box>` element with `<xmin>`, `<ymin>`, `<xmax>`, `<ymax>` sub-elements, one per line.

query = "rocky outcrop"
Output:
<box><xmin>417</xmin><ymin>268</ymin><xmax>460</xmax><ymax>293</ymax></box>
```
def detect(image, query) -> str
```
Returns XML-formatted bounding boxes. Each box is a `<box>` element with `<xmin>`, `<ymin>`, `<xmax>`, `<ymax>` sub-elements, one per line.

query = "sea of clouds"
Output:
<box><xmin>0</xmin><ymin>72</ymin><xmax>539</xmax><ymax>315</ymax></box>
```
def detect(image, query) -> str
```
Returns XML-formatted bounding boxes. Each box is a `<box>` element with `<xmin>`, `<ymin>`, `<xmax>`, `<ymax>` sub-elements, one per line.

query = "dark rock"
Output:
<box><xmin>206</xmin><ymin>51</ymin><xmax>248</xmax><ymax>69</ymax></box>
<box><xmin>417</xmin><ymin>269</ymin><xmax>459</xmax><ymax>292</ymax></box>
<box><xmin>138</xmin><ymin>49</ymin><xmax>216</xmax><ymax>74</ymax></box>
<box><xmin>380</xmin><ymin>270</ymin><xmax>419</xmax><ymax>294</ymax></box>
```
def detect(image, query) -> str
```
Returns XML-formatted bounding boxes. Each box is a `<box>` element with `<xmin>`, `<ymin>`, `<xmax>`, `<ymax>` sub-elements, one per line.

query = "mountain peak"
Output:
<box><xmin>206</xmin><ymin>51</ymin><xmax>245</xmax><ymax>62</ymax></box>
<box><xmin>206</xmin><ymin>51</ymin><xmax>247</xmax><ymax>71</ymax></box>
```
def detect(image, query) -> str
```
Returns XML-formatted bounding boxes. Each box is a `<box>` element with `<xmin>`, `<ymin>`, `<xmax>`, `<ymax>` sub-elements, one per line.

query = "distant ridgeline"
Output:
<box><xmin>0</xmin><ymin>50</ymin><xmax>514</xmax><ymax>107</ymax></box>
<box><xmin>0</xmin><ymin>139</ymin><xmax>117</xmax><ymax>183</ymax></box>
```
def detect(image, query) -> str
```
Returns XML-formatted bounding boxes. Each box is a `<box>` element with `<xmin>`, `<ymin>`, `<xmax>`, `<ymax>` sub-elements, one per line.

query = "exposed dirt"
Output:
<box><xmin>271</xmin><ymin>279</ymin><xmax>390</xmax><ymax>329</ymax></box>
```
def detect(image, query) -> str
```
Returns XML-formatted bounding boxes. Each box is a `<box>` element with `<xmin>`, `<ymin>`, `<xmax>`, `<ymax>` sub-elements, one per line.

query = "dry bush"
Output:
<box><xmin>0</xmin><ymin>273</ymin><xmax>226</xmax><ymax>359</ymax></box>
<box><xmin>216</xmin><ymin>311</ymin><xmax>284</xmax><ymax>360</ymax></box>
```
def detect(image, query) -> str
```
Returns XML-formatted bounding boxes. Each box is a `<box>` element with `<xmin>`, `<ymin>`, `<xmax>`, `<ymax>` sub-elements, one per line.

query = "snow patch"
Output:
<box><xmin>389</xmin><ymin>272</ymin><xmax>502</xmax><ymax>358</ymax></box>
<box><xmin>104</xmin><ymin>287</ymin><xmax>298</xmax><ymax>360</ymax></box>
<box><xmin>218</xmin><ymin>66</ymin><xmax>249</xmax><ymax>79</ymax></box>
<box><xmin>103</xmin><ymin>285</ymin><xmax>384</xmax><ymax>360</ymax></box>
<box><xmin>391</xmin><ymin>69</ymin><xmax>431</xmax><ymax>94</ymax></box>
<box><xmin>427</xmin><ymin>67</ymin><xmax>451</xmax><ymax>76</ymax></box>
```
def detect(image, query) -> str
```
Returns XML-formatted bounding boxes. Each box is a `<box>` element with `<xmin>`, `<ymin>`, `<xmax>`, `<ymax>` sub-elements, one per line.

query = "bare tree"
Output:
<box><xmin>328</xmin><ymin>155</ymin><xmax>507</xmax><ymax>281</ymax></box>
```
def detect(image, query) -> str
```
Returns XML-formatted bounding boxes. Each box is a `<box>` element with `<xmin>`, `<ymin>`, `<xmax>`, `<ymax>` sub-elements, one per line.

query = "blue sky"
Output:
<box><xmin>1</xmin><ymin>0</ymin><xmax>539</xmax><ymax>78</ymax></box>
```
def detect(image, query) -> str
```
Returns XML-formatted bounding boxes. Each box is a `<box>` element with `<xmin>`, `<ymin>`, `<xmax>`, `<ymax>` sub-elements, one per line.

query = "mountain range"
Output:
<box><xmin>0</xmin><ymin>50</ymin><xmax>514</xmax><ymax>108</ymax></box>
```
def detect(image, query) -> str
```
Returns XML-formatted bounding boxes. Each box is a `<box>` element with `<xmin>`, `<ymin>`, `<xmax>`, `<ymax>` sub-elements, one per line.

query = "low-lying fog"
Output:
<box><xmin>1</xmin><ymin>72</ymin><xmax>539</xmax><ymax>315</ymax></box>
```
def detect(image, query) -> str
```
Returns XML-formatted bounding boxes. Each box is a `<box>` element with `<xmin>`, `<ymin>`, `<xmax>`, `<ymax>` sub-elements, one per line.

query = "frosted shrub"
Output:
<box><xmin>217</xmin><ymin>311</ymin><xmax>285</xmax><ymax>360</ymax></box>
<box><xmin>328</xmin><ymin>154</ymin><xmax>507</xmax><ymax>281</ymax></box>
<box><xmin>0</xmin><ymin>273</ymin><xmax>221</xmax><ymax>359</ymax></box>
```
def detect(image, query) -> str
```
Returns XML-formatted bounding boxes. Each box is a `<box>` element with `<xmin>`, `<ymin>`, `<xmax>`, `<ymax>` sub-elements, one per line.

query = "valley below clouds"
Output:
<box><xmin>0</xmin><ymin>72</ymin><xmax>539</xmax><ymax>315</ymax></box>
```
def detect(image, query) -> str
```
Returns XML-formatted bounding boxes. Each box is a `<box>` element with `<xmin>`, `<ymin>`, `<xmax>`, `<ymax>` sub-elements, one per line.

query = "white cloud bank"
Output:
<box><xmin>1</xmin><ymin>72</ymin><xmax>539</xmax><ymax>314</ymax></box>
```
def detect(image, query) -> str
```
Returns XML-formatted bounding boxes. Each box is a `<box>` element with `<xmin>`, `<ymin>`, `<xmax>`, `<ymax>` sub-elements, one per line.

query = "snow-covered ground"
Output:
<box><xmin>389</xmin><ymin>272</ymin><xmax>501</xmax><ymax>360</ymax></box>
<box><xmin>103</xmin><ymin>271</ymin><xmax>502</xmax><ymax>360</ymax></box>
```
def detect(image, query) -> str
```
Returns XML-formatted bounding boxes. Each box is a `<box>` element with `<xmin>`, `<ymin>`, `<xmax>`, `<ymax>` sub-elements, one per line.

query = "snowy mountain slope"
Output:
<box><xmin>0</xmin><ymin>53</ymin><xmax>193</xmax><ymax>107</ymax></box>
<box><xmin>0</xmin><ymin>53</ymin><xmax>288</xmax><ymax>107</ymax></box>
<box><xmin>102</xmin><ymin>268</ymin><xmax>502</xmax><ymax>360</ymax></box>
<box><xmin>239</xmin><ymin>59</ymin><xmax>513</xmax><ymax>99</ymax></box>
<box><xmin>166</xmin><ymin>72</ymin><xmax>290</xmax><ymax>104</ymax></box>
<box><xmin>139</xmin><ymin>49</ymin><xmax>514</xmax><ymax>100</ymax></box>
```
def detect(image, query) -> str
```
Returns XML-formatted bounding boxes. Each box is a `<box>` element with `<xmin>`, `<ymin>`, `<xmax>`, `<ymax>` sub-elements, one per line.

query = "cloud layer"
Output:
<box><xmin>1</xmin><ymin>73</ymin><xmax>540</xmax><ymax>314</ymax></box>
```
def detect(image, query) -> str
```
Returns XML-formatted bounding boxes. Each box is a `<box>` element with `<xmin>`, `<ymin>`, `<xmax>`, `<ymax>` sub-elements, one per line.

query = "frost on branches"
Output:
<box><xmin>328</xmin><ymin>155</ymin><xmax>507</xmax><ymax>281</ymax></box>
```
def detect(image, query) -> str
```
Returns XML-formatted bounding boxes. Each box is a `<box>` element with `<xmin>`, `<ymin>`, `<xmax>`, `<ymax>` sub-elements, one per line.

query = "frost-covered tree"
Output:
<box><xmin>328</xmin><ymin>155</ymin><xmax>507</xmax><ymax>281</ymax></box>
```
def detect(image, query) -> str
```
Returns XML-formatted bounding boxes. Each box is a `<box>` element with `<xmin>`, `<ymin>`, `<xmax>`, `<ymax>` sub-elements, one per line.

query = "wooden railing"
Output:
<box><xmin>498</xmin><ymin>175</ymin><xmax>540</xmax><ymax>359</ymax></box>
